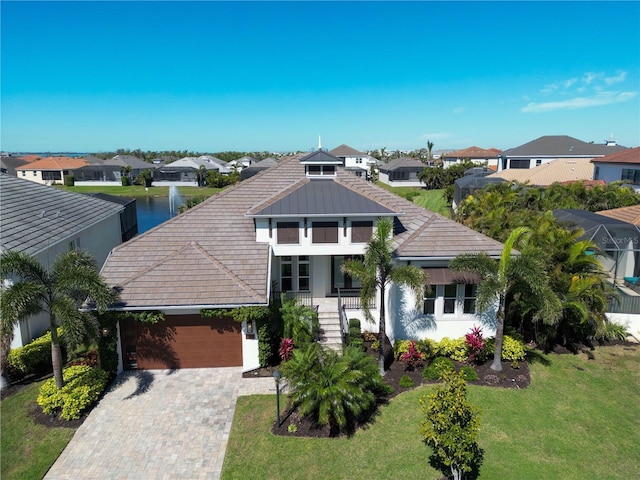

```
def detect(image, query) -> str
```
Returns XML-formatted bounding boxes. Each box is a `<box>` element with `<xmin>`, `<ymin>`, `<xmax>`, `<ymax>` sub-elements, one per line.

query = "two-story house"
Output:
<box><xmin>100</xmin><ymin>151</ymin><xmax>505</xmax><ymax>373</ymax></box>
<box><xmin>592</xmin><ymin>147</ymin><xmax>640</xmax><ymax>192</ymax></box>
<box><xmin>329</xmin><ymin>144</ymin><xmax>377</xmax><ymax>179</ymax></box>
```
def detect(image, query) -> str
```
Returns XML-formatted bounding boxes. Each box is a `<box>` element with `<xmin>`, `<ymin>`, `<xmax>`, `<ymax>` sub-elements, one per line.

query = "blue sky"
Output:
<box><xmin>2</xmin><ymin>1</ymin><xmax>639</xmax><ymax>153</ymax></box>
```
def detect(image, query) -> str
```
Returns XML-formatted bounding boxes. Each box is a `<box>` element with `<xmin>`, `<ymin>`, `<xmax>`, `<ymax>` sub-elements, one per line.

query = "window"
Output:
<box><xmin>280</xmin><ymin>257</ymin><xmax>292</xmax><ymax>291</ymax></box>
<box><xmin>331</xmin><ymin>255</ymin><xmax>362</xmax><ymax>293</ymax></box>
<box><xmin>298</xmin><ymin>256</ymin><xmax>310</xmax><ymax>291</ymax></box>
<box><xmin>443</xmin><ymin>284</ymin><xmax>457</xmax><ymax>314</ymax></box>
<box><xmin>509</xmin><ymin>159</ymin><xmax>530</xmax><ymax>169</ymax></box>
<box><xmin>423</xmin><ymin>287</ymin><xmax>436</xmax><ymax>315</ymax></box>
<box><xmin>535</xmin><ymin>159</ymin><xmax>542</xmax><ymax>166</ymax></box>
<box><xmin>621</xmin><ymin>169</ymin><xmax>640</xmax><ymax>185</ymax></box>
<box><xmin>312</xmin><ymin>221</ymin><xmax>338</xmax><ymax>244</ymax></box>
<box><xmin>351</xmin><ymin>221</ymin><xmax>373</xmax><ymax>243</ymax></box>
<box><xmin>390</xmin><ymin>170</ymin><xmax>409</xmax><ymax>180</ymax></box>
<box><xmin>307</xmin><ymin>165</ymin><xmax>336</xmax><ymax>176</ymax></box>
<box><xmin>356</xmin><ymin>158</ymin><xmax>362</xmax><ymax>164</ymax></box>
<box><xmin>277</xmin><ymin>222</ymin><xmax>299</xmax><ymax>244</ymax></box>
<box><xmin>42</xmin><ymin>171</ymin><xmax>61</xmax><ymax>181</ymax></box>
<box><xmin>21</xmin><ymin>171</ymin><xmax>26</xmax><ymax>177</ymax></box>
<box><xmin>463</xmin><ymin>284</ymin><xmax>477</xmax><ymax>314</ymax></box>
<box><xmin>594</xmin><ymin>166</ymin><xmax>600</xmax><ymax>180</ymax></box>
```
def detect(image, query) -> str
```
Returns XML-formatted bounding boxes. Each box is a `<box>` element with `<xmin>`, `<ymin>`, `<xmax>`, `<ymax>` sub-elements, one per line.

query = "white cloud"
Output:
<box><xmin>605</xmin><ymin>70</ymin><xmax>627</xmax><ymax>86</ymax></box>
<box><xmin>521</xmin><ymin>91</ymin><xmax>637</xmax><ymax>113</ymax></box>
<box><xmin>452</xmin><ymin>106</ymin><xmax>465</xmax><ymax>114</ymax></box>
<box><xmin>583</xmin><ymin>72</ymin><xmax>598</xmax><ymax>85</ymax></box>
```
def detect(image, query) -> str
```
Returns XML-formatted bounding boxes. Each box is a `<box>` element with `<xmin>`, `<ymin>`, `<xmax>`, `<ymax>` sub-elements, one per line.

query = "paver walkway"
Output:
<box><xmin>45</xmin><ymin>368</ymin><xmax>275</xmax><ymax>480</ymax></box>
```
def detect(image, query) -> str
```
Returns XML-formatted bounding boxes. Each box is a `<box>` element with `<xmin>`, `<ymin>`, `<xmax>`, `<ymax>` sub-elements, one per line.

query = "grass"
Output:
<box><xmin>1</xmin><ymin>380</ymin><xmax>77</xmax><ymax>480</ymax></box>
<box><xmin>56</xmin><ymin>184</ymin><xmax>222</xmax><ymax>198</ymax></box>
<box><xmin>374</xmin><ymin>182</ymin><xmax>451</xmax><ymax>217</ymax></box>
<box><xmin>222</xmin><ymin>344</ymin><xmax>640</xmax><ymax>479</ymax></box>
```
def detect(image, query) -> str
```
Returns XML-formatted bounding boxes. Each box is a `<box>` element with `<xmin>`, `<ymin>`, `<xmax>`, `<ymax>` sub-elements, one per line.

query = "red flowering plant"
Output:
<box><xmin>464</xmin><ymin>325</ymin><xmax>486</xmax><ymax>364</ymax></box>
<box><xmin>400</xmin><ymin>340</ymin><xmax>424</xmax><ymax>371</ymax></box>
<box><xmin>279</xmin><ymin>338</ymin><xmax>295</xmax><ymax>362</ymax></box>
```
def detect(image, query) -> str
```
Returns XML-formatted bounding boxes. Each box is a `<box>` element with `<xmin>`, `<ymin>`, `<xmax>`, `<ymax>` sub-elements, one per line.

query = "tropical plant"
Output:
<box><xmin>450</xmin><ymin>227</ymin><xmax>562</xmax><ymax>371</ymax></box>
<box><xmin>0</xmin><ymin>250</ymin><xmax>118</xmax><ymax>389</ymax></box>
<box><xmin>420</xmin><ymin>369</ymin><xmax>484</xmax><ymax>480</ymax></box>
<box><xmin>280</xmin><ymin>295</ymin><xmax>319</xmax><ymax>348</ymax></box>
<box><xmin>281</xmin><ymin>344</ymin><xmax>388</xmax><ymax>435</ymax></box>
<box><xmin>464</xmin><ymin>325</ymin><xmax>486</xmax><ymax>364</ymax></box>
<box><xmin>341</xmin><ymin>218</ymin><xmax>427</xmax><ymax>375</ymax></box>
<box><xmin>399</xmin><ymin>340</ymin><xmax>423</xmax><ymax>371</ymax></box>
<box><xmin>278</xmin><ymin>338</ymin><xmax>295</xmax><ymax>362</ymax></box>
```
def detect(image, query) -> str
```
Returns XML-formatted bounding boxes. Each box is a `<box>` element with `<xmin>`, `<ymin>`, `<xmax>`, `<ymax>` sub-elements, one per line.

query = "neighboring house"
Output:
<box><xmin>0</xmin><ymin>174</ymin><xmax>124</xmax><ymax>348</ymax></box>
<box><xmin>154</xmin><ymin>155</ymin><xmax>231</xmax><ymax>186</ymax></box>
<box><xmin>378</xmin><ymin>157</ymin><xmax>425</xmax><ymax>187</ymax></box>
<box><xmin>240</xmin><ymin>157</ymin><xmax>278</xmax><ymax>180</ymax></box>
<box><xmin>597</xmin><ymin>204</ymin><xmax>640</xmax><ymax>227</ymax></box>
<box><xmin>0</xmin><ymin>155</ymin><xmax>29</xmax><ymax>176</ymax></box>
<box><xmin>452</xmin><ymin>167</ymin><xmax>506</xmax><ymax>212</ymax></box>
<box><xmin>228</xmin><ymin>156</ymin><xmax>256</xmax><ymax>171</ymax></box>
<box><xmin>441</xmin><ymin>146</ymin><xmax>501</xmax><ymax>169</ymax></box>
<box><xmin>488</xmin><ymin>157</ymin><xmax>597</xmax><ymax>186</ymax></box>
<box><xmin>87</xmin><ymin>193</ymin><xmax>139</xmax><ymax>242</ymax></box>
<box><xmin>497</xmin><ymin>135</ymin><xmax>627</xmax><ymax>171</ymax></box>
<box><xmin>73</xmin><ymin>155</ymin><xmax>155</xmax><ymax>186</ymax></box>
<box><xmin>592</xmin><ymin>147</ymin><xmax>640</xmax><ymax>192</ymax></box>
<box><xmin>100</xmin><ymin>151</ymin><xmax>505</xmax><ymax>373</ymax></box>
<box><xmin>15</xmin><ymin>156</ymin><xmax>88</xmax><ymax>185</ymax></box>
<box><xmin>329</xmin><ymin>144</ymin><xmax>377</xmax><ymax>179</ymax></box>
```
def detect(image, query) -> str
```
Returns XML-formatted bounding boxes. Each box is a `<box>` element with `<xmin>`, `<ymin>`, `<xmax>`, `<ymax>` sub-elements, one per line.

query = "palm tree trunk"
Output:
<box><xmin>490</xmin><ymin>295</ymin><xmax>505</xmax><ymax>372</ymax></box>
<box><xmin>50</xmin><ymin>326</ymin><xmax>64</xmax><ymax>389</ymax></box>
<box><xmin>378</xmin><ymin>285</ymin><xmax>386</xmax><ymax>376</ymax></box>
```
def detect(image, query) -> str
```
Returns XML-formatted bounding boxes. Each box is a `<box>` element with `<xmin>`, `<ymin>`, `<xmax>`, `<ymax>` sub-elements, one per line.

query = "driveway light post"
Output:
<box><xmin>273</xmin><ymin>370</ymin><xmax>282</xmax><ymax>427</ymax></box>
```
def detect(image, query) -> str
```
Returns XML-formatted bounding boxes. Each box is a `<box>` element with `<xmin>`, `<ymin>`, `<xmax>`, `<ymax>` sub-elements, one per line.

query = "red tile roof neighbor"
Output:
<box><xmin>597</xmin><ymin>205</ymin><xmax>640</xmax><ymax>226</ymax></box>
<box><xmin>443</xmin><ymin>146</ymin><xmax>502</xmax><ymax>158</ymax></box>
<box><xmin>101</xmin><ymin>154</ymin><xmax>505</xmax><ymax>310</ymax></box>
<box><xmin>17</xmin><ymin>157</ymin><xmax>88</xmax><ymax>170</ymax></box>
<box><xmin>591</xmin><ymin>146</ymin><xmax>640</xmax><ymax>164</ymax></box>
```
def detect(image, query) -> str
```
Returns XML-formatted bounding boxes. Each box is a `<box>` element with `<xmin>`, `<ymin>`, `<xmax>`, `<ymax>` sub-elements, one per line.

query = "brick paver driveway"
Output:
<box><xmin>45</xmin><ymin>368</ymin><xmax>274</xmax><ymax>480</ymax></box>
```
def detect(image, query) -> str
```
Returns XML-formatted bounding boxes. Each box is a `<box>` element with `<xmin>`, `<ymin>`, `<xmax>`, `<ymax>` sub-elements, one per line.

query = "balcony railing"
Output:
<box><xmin>337</xmin><ymin>288</ymin><xmax>376</xmax><ymax>310</ymax></box>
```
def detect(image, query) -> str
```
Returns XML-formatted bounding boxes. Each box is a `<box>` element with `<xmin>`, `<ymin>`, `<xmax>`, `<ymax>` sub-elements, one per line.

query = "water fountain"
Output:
<box><xmin>169</xmin><ymin>185</ymin><xmax>184</xmax><ymax>216</ymax></box>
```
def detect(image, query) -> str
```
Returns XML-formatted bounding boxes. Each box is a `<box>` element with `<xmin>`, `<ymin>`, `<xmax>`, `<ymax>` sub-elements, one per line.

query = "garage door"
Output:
<box><xmin>120</xmin><ymin>314</ymin><xmax>242</xmax><ymax>369</ymax></box>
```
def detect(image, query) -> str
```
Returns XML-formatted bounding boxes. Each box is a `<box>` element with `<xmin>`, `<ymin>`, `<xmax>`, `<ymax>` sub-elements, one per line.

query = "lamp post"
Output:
<box><xmin>273</xmin><ymin>370</ymin><xmax>282</xmax><ymax>427</ymax></box>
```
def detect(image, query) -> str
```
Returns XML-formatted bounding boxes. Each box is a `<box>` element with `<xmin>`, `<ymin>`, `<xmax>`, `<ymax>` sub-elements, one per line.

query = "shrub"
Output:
<box><xmin>464</xmin><ymin>325</ymin><xmax>486</xmax><ymax>364</ymax></box>
<box><xmin>436</xmin><ymin>337</ymin><xmax>469</xmax><ymax>362</ymax></box>
<box><xmin>399</xmin><ymin>340</ymin><xmax>423</xmax><ymax>371</ymax></box>
<box><xmin>415</xmin><ymin>338</ymin><xmax>438</xmax><ymax>360</ymax></box>
<box><xmin>63</xmin><ymin>175</ymin><xmax>75</xmax><ymax>186</ymax></box>
<box><xmin>348</xmin><ymin>318</ymin><xmax>361</xmax><ymax>330</ymax></box>
<box><xmin>422</xmin><ymin>356</ymin><xmax>455</xmax><ymax>380</ymax></box>
<box><xmin>7</xmin><ymin>328</ymin><xmax>65</xmax><ymax>378</ymax></box>
<box><xmin>459</xmin><ymin>365</ymin><xmax>479</xmax><ymax>381</ymax></box>
<box><xmin>484</xmin><ymin>335</ymin><xmax>526</xmax><ymax>365</ymax></box>
<box><xmin>279</xmin><ymin>338</ymin><xmax>295</xmax><ymax>362</ymax></box>
<box><xmin>37</xmin><ymin>365</ymin><xmax>110</xmax><ymax>420</ymax></box>
<box><xmin>399</xmin><ymin>374</ymin><xmax>415</xmax><ymax>388</ymax></box>
<box><xmin>596</xmin><ymin>321</ymin><xmax>628</xmax><ymax>342</ymax></box>
<box><xmin>348</xmin><ymin>318</ymin><xmax>363</xmax><ymax>350</ymax></box>
<box><xmin>370</xmin><ymin>339</ymin><xmax>380</xmax><ymax>352</ymax></box>
<box><xmin>258</xmin><ymin>323</ymin><xmax>277</xmax><ymax>368</ymax></box>
<box><xmin>394</xmin><ymin>339</ymin><xmax>413</xmax><ymax>360</ymax></box>
<box><xmin>363</xmin><ymin>331</ymin><xmax>378</xmax><ymax>343</ymax></box>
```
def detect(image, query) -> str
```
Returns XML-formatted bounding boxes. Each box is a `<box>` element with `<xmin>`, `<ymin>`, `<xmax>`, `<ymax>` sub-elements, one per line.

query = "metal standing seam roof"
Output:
<box><xmin>100</xmin><ymin>154</ymin><xmax>505</xmax><ymax>310</ymax></box>
<box><xmin>0</xmin><ymin>174</ymin><xmax>124</xmax><ymax>256</ymax></box>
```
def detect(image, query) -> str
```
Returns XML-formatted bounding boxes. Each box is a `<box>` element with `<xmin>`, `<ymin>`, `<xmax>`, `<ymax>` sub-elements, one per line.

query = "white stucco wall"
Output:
<box><xmin>242</xmin><ymin>320</ymin><xmax>260</xmax><ymax>372</ymax></box>
<box><xmin>607</xmin><ymin>313</ymin><xmax>640</xmax><ymax>340</ymax></box>
<box><xmin>593</xmin><ymin>163</ymin><xmax>637</xmax><ymax>184</ymax></box>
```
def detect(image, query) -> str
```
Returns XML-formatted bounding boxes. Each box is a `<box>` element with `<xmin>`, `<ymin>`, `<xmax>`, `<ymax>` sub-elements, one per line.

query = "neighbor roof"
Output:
<box><xmin>105</xmin><ymin>156</ymin><xmax>153</xmax><ymax>169</ymax></box>
<box><xmin>0</xmin><ymin>174</ymin><xmax>124</xmax><ymax>256</ymax></box>
<box><xmin>488</xmin><ymin>158</ymin><xmax>595</xmax><ymax>186</ymax></box>
<box><xmin>16</xmin><ymin>157</ymin><xmax>88</xmax><ymax>171</ymax></box>
<box><xmin>597</xmin><ymin>204</ymin><xmax>640</xmax><ymax>226</ymax></box>
<box><xmin>299</xmin><ymin>150</ymin><xmax>343</xmax><ymax>164</ymax></box>
<box><xmin>329</xmin><ymin>144</ymin><xmax>365</xmax><ymax>157</ymax></box>
<box><xmin>100</xmin><ymin>155</ymin><xmax>504</xmax><ymax>310</ymax></box>
<box><xmin>378</xmin><ymin>157</ymin><xmax>424</xmax><ymax>172</ymax></box>
<box><xmin>443</xmin><ymin>146</ymin><xmax>501</xmax><ymax>158</ymax></box>
<box><xmin>500</xmin><ymin>135</ymin><xmax>627</xmax><ymax>158</ymax></box>
<box><xmin>590</xmin><ymin>146</ymin><xmax>640</xmax><ymax>165</ymax></box>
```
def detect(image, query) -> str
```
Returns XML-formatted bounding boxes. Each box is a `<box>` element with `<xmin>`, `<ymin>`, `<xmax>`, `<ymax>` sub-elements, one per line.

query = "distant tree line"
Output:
<box><xmin>90</xmin><ymin>149</ymin><xmax>280</xmax><ymax>163</ymax></box>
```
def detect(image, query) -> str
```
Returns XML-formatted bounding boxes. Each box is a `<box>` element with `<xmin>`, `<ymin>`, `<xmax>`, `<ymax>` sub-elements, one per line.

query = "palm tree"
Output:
<box><xmin>450</xmin><ymin>227</ymin><xmax>562</xmax><ymax>371</ymax></box>
<box><xmin>0</xmin><ymin>250</ymin><xmax>117</xmax><ymax>389</ymax></box>
<box><xmin>426</xmin><ymin>140</ymin><xmax>434</xmax><ymax>163</ymax></box>
<box><xmin>341</xmin><ymin>218</ymin><xmax>427</xmax><ymax>375</ymax></box>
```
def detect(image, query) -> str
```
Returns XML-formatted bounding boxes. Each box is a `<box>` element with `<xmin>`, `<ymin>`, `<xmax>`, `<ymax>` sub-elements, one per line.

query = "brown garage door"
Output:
<box><xmin>120</xmin><ymin>314</ymin><xmax>242</xmax><ymax>369</ymax></box>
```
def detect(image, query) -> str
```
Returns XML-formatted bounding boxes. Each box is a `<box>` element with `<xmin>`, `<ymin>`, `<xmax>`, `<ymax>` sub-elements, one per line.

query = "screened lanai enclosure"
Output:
<box><xmin>553</xmin><ymin>209</ymin><xmax>640</xmax><ymax>285</ymax></box>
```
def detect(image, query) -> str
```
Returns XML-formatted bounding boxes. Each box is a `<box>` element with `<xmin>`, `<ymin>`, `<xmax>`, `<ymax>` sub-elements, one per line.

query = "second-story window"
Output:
<box><xmin>312</xmin><ymin>221</ymin><xmax>338</xmax><ymax>243</ymax></box>
<box><xmin>277</xmin><ymin>222</ymin><xmax>299</xmax><ymax>244</ymax></box>
<box><xmin>351</xmin><ymin>221</ymin><xmax>373</xmax><ymax>243</ymax></box>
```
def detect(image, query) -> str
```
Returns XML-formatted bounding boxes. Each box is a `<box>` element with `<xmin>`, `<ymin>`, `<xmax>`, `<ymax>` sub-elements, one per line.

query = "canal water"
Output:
<box><xmin>135</xmin><ymin>196</ymin><xmax>185</xmax><ymax>234</ymax></box>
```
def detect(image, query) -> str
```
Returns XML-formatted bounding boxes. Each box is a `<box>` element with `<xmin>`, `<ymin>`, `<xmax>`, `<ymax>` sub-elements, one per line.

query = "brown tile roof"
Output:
<box><xmin>443</xmin><ymin>146</ymin><xmax>502</xmax><ymax>158</ymax></box>
<box><xmin>590</xmin><ymin>146</ymin><xmax>640</xmax><ymax>165</ymax></box>
<box><xmin>101</xmin><ymin>155</ymin><xmax>504</xmax><ymax>310</ymax></box>
<box><xmin>17</xmin><ymin>157</ymin><xmax>88</xmax><ymax>170</ymax></box>
<box><xmin>329</xmin><ymin>144</ymin><xmax>365</xmax><ymax>156</ymax></box>
<box><xmin>489</xmin><ymin>158</ymin><xmax>595</xmax><ymax>186</ymax></box>
<box><xmin>597</xmin><ymin>205</ymin><xmax>640</xmax><ymax>226</ymax></box>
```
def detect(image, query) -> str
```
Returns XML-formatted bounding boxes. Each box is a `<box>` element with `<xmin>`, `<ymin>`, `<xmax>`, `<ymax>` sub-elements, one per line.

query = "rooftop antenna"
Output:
<box><xmin>318</xmin><ymin>135</ymin><xmax>322</xmax><ymax>150</ymax></box>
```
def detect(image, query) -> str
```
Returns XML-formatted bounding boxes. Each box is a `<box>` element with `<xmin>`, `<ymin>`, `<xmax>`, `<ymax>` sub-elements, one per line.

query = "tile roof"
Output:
<box><xmin>590</xmin><ymin>146</ymin><xmax>640</xmax><ymax>165</ymax></box>
<box><xmin>597</xmin><ymin>205</ymin><xmax>640</xmax><ymax>226</ymax></box>
<box><xmin>329</xmin><ymin>144</ymin><xmax>365</xmax><ymax>157</ymax></box>
<box><xmin>443</xmin><ymin>146</ymin><xmax>502</xmax><ymax>158</ymax></box>
<box><xmin>16</xmin><ymin>157</ymin><xmax>88</xmax><ymax>171</ymax></box>
<box><xmin>0</xmin><ymin>174</ymin><xmax>124</xmax><ymax>256</ymax></box>
<box><xmin>100</xmin><ymin>155</ymin><xmax>504</xmax><ymax>310</ymax></box>
<box><xmin>488</xmin><ymin>158</ymin><xmax>595</xmax><ymax>186</ymax></box>
<box><xmin>500</xmin><ymin>135</ymin><xmax>627</xmax><ymax>157</ymax></box>
<box><xmin>378</xmin><ymin>157</ymin><xmax>425</xmax><ymax>172</ymax></box>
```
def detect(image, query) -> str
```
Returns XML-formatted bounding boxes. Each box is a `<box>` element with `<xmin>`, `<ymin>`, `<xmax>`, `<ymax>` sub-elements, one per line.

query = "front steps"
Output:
<box><xmin>316</xmin><ymin>299</ymin><xmax>344</xmax><ymax>352</ymax></box>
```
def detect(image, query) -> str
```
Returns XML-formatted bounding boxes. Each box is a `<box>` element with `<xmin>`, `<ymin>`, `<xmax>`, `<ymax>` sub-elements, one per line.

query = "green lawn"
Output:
<box><xmin>1</xmin><ymin>380</ymin><xmax>77</xmax><ymax>480</ymax></box>
<box><xmin>57</xmin><ymin>185</ymin><xmax>222</xmax><ymax>198</ymax></box>
<box><xmin>374</xmin><ymin>182</ymin><xmax>450</xmax><ymax>217</ymax></box>
<box><xmin>222</xmin><ymin>345</ymin><xmax>640</xmax><ymax>479</ymax></box>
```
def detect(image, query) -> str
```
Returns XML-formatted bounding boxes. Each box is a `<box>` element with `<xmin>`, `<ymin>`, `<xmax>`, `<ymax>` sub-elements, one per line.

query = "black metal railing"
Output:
<box><xmin>271</xmin><ymin>290</ymin><xmax>314</xmax><ymax>308</ymax></box>
<box><xmin>336</xmin><ymin>288</ymin><xmax>376</xmax><ymax>310</ymax></box>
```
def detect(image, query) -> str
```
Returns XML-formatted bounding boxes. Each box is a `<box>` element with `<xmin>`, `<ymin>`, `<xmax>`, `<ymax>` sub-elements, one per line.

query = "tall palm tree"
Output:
<box><xmin>450</xmin><ymin>227</ymin><xmax>562</xmax><ymax>371</ymax></box>
<box><xmin>1</xmin><ymin>250</ymin><xmax>117</xmax><ymax>389</ymax></box>
<box><xmin>342</xmin><ymin>218</ymin><xmax>427</xmax><ymax>375</ymax></box>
